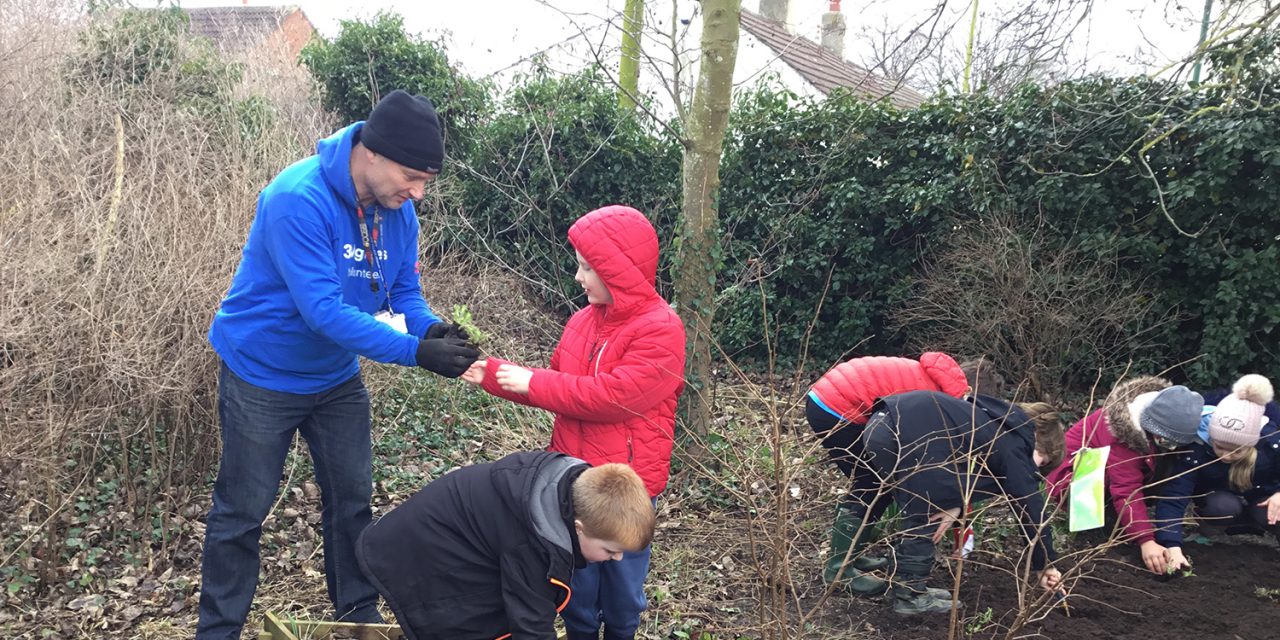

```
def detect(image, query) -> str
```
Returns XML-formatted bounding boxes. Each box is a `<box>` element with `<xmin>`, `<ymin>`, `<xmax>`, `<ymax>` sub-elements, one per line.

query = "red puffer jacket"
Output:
<box><xmin>808</xmin><ymin>352</ymin><xmax>968</xmax><ymax>424</ymax></box>
<box><xmin>481</xmin><ymin>205</ymin><xmax>687</xmax><ymax>497</ymax></box>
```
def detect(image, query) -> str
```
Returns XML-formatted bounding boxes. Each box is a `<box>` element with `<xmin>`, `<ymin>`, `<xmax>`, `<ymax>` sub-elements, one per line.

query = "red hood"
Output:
<box><xmin>568</xmin><ymin>205</ymin><xmax>660</xmax><ymax>322</ymax></box>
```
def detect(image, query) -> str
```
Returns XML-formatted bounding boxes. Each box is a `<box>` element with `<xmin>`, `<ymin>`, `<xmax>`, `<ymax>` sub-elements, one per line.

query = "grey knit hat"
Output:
<box><xmin>1139</xmin><ymin>385</ymin><xmax>1204</xmax><ymax>444</ymax></box>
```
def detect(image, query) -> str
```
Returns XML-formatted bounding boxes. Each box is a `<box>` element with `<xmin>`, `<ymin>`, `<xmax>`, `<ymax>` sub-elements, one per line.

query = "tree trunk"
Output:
<box><xmin>618</xmin><ymin>0</ymin><xmax>644</xmax><ymax>110</ymax></box>
<box><xmin>674</xmin><ymin>0</ymin><xmax>739</xmax><ymax>444</ymax></box>
<box><xmin>962</xmin><ymin>0</ymin><xmax>979</xmax><ymax>93</ymax></box>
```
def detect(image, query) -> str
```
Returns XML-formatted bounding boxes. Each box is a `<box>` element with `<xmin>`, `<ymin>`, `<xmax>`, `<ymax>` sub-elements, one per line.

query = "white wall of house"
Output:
<box><xmin>733</xmin><ymin>28</ymin><xmax>828</xmax><ymax>101</ymax></box>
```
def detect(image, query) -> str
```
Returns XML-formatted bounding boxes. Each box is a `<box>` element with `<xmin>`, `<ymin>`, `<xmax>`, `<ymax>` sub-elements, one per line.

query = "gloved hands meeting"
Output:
<box><xmin>424</xmin><ymin>321</ymin><xmax>471</xmax><ymax>342</ymax></box>
<box><xmin>416</xmin><ymin>337</ymin><xmax>480</xmax><ymax>378</ymax></box>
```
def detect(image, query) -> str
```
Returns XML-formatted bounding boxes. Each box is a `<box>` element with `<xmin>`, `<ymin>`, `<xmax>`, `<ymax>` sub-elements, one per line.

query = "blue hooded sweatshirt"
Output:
<box><xmin>210</xmin><ymin>122</ymin><xmax>440</xmax><ymax>394</ymax></box>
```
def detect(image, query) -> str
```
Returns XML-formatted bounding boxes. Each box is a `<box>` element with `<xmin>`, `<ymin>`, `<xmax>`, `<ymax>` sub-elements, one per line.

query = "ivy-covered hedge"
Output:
<box><xmin>717</xmin><ymin>86</ymin><xmax>957</xmax><ymax>362</ymax></box>
<box><xmin>450</xmin><ymin>67</ymin><xmax>681</xmax><ymax>313</ymax></box>
<box><xmin>300</xmin><ymin>12</ymin><xmax>491</xmax><ymax>156</ymax></box>
<box><xmin>716</xmin><ymin>68</ymin><xmax>1280</xmax><ymax>388</ymax></box>
<box><xmin>305</xmin><ymin>15</ymin><xmax>1280</xmax><ymax>391</ymax></box>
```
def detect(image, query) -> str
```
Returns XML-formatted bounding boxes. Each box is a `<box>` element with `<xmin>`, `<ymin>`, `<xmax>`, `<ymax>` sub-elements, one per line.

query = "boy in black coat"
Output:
<box><xmin>356</xmin><ymin>451</ymin><xmax>655</xmax><ymax>640</ymax></box>
<box><xmin>861</xmin><ymin>391</ymin><xmax>1066</xmax><ymax>615</ymax></box>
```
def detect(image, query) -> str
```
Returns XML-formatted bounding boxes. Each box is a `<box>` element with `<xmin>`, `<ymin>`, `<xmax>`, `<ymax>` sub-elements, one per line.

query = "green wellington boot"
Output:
<box><xmin>851</xmin><ymin>517</ymin><xmax>890</xmax><ymax>572</ymax></box>
<box><xmin>822</xmin><ymin>505</ymin><xmax>889</xmax><ymax>595</ymax></box>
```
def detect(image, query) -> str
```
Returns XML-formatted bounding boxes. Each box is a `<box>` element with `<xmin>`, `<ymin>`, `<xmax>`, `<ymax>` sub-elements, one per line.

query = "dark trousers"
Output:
<box><xmin>196</xmin><ymin>363</ymin><xmax>382</xmax><ymax>639</ymax></box>
<box><xmin>806</xmin><ymin>397</ymin><xmax>894</xmax><ymax>520</ymax></box>
<box><xmin>1196</xmin><ymin>490</ymin><xmax>1280</xmax><ymax>536</ymax></box>
<box><xmin>862</xmin><ymin>411</ymin><xmax>954</xmax><ymax>574</ymax></box>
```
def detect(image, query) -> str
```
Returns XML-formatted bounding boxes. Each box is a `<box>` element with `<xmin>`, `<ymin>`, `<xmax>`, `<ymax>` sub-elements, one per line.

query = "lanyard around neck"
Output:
<box><xmin>355</xmin><ymin>205</ymin><xmax>382</xmax><ymax>293</ymax></box>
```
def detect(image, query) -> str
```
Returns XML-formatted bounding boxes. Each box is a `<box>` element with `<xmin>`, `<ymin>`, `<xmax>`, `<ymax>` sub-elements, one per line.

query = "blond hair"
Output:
<box><xmin>1229</xmin><ymin>448</ymin><xmax>1258</xmax><ymax>492</ymax></box>
<box><xmin>573</xmin><ymin>463</ymin><xmax>655</xmax><ymax>550</ymax></box>
<box><xmin>1019</xmin><ymin>401</ymin><xmax>1065</xmax><ymax>471</ymax></box>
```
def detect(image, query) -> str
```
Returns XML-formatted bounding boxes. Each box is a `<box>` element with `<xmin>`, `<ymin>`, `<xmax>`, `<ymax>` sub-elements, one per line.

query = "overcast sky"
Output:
<box><xmin>164</xmin><ymin>1</ymin><xmax>1208</xmax><ymax>82</ymax></box>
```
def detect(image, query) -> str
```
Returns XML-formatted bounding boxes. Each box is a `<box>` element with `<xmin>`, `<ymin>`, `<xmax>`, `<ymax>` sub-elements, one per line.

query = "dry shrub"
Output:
<box><xmin>0</xmin><ymin>6</ymin><xmax>329</xmax><ymax>580</ymax></box>
<box><xmin>892</xmin><ymin>213</ymin><xmax>1173</xmax><ymax>404</ymax></box>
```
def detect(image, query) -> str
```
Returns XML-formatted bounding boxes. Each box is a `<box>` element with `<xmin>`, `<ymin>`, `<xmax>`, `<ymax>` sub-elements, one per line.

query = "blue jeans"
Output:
<box><xmin>562</xmin><ymin>542</ymin><xmax>652</xmax><ymax>639</ymax></box>
<box><xmin>196</xmin><ymin>363</ymin><xmax>383</xmax><ymax>639</ymax></box>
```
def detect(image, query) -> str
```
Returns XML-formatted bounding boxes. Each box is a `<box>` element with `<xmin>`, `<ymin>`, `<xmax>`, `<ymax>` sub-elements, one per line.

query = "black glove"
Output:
<box><xmin>416</xmin><ymin>337</ymin><xmax>480</xmax><ymax>378</ymax></box>
<box><xmin>425</xmin><ymin>321</ymin><xmax>470</xmax><ymax>342</ymax></box>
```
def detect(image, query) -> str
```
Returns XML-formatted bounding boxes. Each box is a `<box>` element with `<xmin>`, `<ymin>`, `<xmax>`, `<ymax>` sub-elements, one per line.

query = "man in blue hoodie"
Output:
<box><xmin>197</xmin><ymin>90</ymin><xmax>480</xmax><ymax>639</ymax></box>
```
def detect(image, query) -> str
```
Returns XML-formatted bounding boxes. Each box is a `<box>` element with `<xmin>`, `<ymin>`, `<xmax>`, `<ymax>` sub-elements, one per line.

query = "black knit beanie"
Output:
<box><xmin>360</xmin><ymin>90</ymin><xmax>444</xmax><ymax>173</ymax></box>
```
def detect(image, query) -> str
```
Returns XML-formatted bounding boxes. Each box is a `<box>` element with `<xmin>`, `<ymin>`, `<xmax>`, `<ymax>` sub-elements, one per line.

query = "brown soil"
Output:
<box><xmin>837</xmin><ymin>534</ymin><xmax>1280</xmax><ymax>640</ymax></box>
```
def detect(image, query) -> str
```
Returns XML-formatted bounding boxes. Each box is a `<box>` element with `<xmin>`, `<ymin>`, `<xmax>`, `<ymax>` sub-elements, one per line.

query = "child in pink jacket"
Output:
<box><xmin>1044</xmin><ymin>376</ymin><xmax>1203</xmax><ymax>574</ymax></box>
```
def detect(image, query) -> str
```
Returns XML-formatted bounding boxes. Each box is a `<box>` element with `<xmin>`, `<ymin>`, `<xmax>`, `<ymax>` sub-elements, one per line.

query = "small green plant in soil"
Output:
<box><xmin>965</xmin><ymin>607</ymin><xmax>995</xmax><ymax>634</ymax></box>
<box><xmin>1254</xmin><ymin>586</ymin><xmax>1280</xmax><ymax>601</ymax></box>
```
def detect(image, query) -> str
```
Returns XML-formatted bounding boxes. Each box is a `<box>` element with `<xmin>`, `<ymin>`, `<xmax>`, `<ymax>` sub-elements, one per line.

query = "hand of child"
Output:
<box><xmin>1140</xmin><ymin>540</ymin><xmax>1168</xmax><ymax>575</ymax></box>
<box><xmin>929</xmin><ymin>507</ymin><xmax>961</xmax><ymax>543</ymax></box>
<box><xmin>461</xmin><ymin>359</ymin><xmax>486</xmax><ymax>385</ymax></box>
<box><xmin>495</xmin><ymin>364</ymin><xmax>533</xmax><ymax>395</ymax></box>
<box><xmin>1164</xmin><ymin>546</ymin><xmax>1191</xmax><ymax>573</ymax></box>
<box><xmin>1258</xmin><ymin>492</ymin><xmax>1280</xmax><ymax>525</ymax></box>
<box><xmin>1038</xmin><ymin>567</ymin><xmax>1064</xmax><ymax>593</ymax></box>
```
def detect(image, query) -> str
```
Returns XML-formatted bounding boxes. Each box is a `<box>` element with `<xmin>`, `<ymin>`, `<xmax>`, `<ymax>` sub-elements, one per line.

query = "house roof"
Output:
<box><xmin>739</xmin><ymin>9</ymin><xmax>926</xmax><ymax>109</ymax></box>
<box><xmin>184</xmin><ymin>5</ymin><xmax>304</xmax><ymax>52</ymax></box>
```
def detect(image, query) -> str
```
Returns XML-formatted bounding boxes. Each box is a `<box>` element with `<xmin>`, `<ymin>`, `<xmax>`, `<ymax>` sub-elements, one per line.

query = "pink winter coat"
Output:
<box><xmin>1044</xmin><ymin>376</ymin><xmax>1171</xmax><ymax>545</ymax></box>
<box><xmin>808</xmin><ymin>352</ymin><xmax>969</xmax><ymax>424</ymax></box>
<box><xmin>481</xmin><ymin>206</ymin><xmax>687</xmax><ymax>497</ymax></box>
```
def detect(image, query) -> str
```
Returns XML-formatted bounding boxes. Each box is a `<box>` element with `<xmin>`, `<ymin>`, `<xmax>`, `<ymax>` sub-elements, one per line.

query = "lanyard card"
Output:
<box><xmin>1068</xmin><ymin>445</ymin><xmax>1110</xmax><ymax>532</ymax></box>
<box><xmin>374</xmin><ymin>310</ymin><xmax>407</xmax><ymax>334</ymax></box>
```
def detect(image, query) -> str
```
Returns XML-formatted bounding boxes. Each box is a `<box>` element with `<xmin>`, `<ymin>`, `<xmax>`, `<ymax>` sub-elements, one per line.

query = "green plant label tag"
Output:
<box><xmin>1069</xmin><ymin>445</ymin><xmax>1109</xmax><ymax>532</ymax></box>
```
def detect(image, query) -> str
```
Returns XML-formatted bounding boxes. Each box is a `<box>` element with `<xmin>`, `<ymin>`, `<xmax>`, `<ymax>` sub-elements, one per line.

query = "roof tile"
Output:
<box><xmin>740</xmin><ymin>9</ymin><xmax>926</xmax><ymax>109</ymax></box>
<box><xmin>185</xmin><ymin>6</ymin><xmax>296</xmax><ymax>52</ymax></box>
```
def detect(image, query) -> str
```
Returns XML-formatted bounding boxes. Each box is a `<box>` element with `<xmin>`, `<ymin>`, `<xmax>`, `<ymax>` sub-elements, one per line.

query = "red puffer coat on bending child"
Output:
<box><xmin>805</xmin><ymin>352</ymin><xmax>972</xmax><ymax>596</ymax></box>
<box><xmin>807</xmin><ymin>352</ymin><xmax>971</xmax><ymax>476</ymax></box>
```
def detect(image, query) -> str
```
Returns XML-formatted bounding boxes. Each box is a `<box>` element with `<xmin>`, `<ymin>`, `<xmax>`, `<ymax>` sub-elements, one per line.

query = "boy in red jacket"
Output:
<box><xmin>463</xmin><ymin>205</ymin><xmax>686</xmax><ymax>640</ymax></box>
